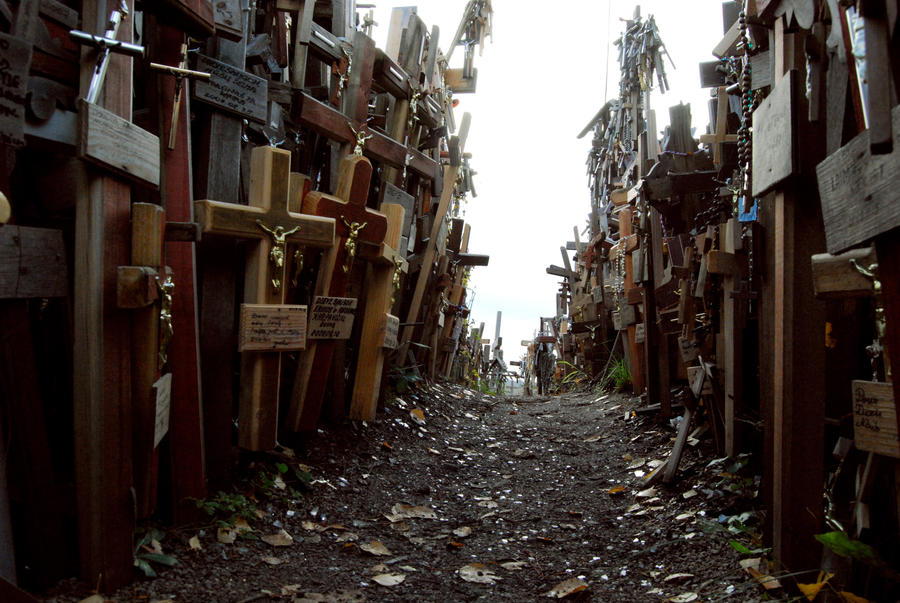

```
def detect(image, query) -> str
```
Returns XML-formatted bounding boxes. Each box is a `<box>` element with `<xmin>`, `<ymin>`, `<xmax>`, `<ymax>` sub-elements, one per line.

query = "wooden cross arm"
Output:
<box><xmin>149</xmin><ymin>62</ymin><xmax>211</xmax><ymax>81</ymax></box>
<box><xmin>699</xmin><ymin>133</ymin><xmax>739</xmax><ymax>144</ymax></box>
<box><xmin>117</xmin><ymin>265</ymin><xmax>172</xmax><ymax>308</ymax></box>
<box><xmin>194</xmin><ymin>199</ymin><xmax>335</xmax><ymax>247</ymax></box>
<box><xmin>706</xmin><ymin>249</ymin><xmax>743</xmax><ymax>276</ymax></box>
<box><xmin>811</xmin><ymin>247</ymin><xmax>878</xmax><ymax>298</ymax></box>
<box><xmin>292</xmin><ymin>92</ymin><xmax>406</xmax><ymax>168</ymax></box>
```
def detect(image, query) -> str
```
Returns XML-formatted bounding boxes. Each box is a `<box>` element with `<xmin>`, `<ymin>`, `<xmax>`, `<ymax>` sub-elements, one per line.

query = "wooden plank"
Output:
<box><xmin>817</xmin><ymin>104</ymin><xmax>900</xmax><ymax>254</ymax></box>
<box><xmin>752</xmin><ymin>70</ymin><xmax>797</xmax><ymax>197</ymax></box>
<box><xmin>663</xmin><ymin>408</ymin><xmax>694</xmax><ymax>483</ymax></box>
<box><xmin>72</xmin><ymin>0</ymin><xmax>135</xmax><ymax>589</ymax></box>
<box><xmin>875</xmin><ymin>234</ymin><xmax>900</xmax><ymax>440</ymax></box>
<box><xmin>78</xmin><ymin>100</ymin><xmax>160</xmax><ymax>188</ymax></box>
<box><xmin>0</xmin><ymin>226</ymin><xmax>67</xmax><ymax>298</ymax></box>
<box><xmin>851</xmin><ymin>381</ymin><xmax>899</xmax><ymax>458</ymax></box>
<box><xmin>712</xmin><ymin>18</ymin><xmax>741</xmax><ymax>58</ymax></box>
<box><xmin>811</xmin><ymin>247</ymin><xmax>878</xmax><ymax>298</ymax></box>
<box><xmin>212</xmin><ymin>0</ymin><xmax>242</xmax><ymax>41</ymax></box>
<box><xmin>193</xmin><ymin>54</ymin><xmax>268</xmax><ymax>123</ymax></box>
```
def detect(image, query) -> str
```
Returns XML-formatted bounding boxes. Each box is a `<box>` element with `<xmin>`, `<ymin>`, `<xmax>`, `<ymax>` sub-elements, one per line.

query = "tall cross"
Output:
<box><xmin>286</xmin><ymin>153</ymin><xmax>388</xmax><ymax>432</ymax></box>
<box><xmin>195</xmin><ymin>145</ymin><xmax>334</xmax><ymax>450</ymax></box>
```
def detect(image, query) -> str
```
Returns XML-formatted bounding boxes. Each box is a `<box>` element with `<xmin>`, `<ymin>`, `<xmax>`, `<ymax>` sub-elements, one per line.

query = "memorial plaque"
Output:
<box><xmin>852</xmin><ymin>380</ymin><xmax>900</xmax><ymax>459</ymax></box>
<box><xmin>381</xmin><ymin>314</ymin><xmax>399</xmax><ymax>349</ymax></box>
<box><xmin>634</xmin><ymin>322</ymin><xmax>646</xmax><ymax>343</ymax></box>
<box><xmin>752</xmin><ymin>70</ymin><xmax>797</xmax><ymax>197</ymax></box>
<box><xmin>239</xmin><ymin>304</ymin><xmax>307</xmax><ymax>351</ymax></box>
<box><xmin>308</xmin><ymin>296</ymin><xmax>358</xmax><ymax>340</ymax></box>
<box><xmin>817</xmin><ymin>104</ymin><xmax>900</xmax><ymax>254</ymax></box>
<box><xmin>0</xmin><ymin>32</ymin><xmax>32</xmax><ymax>147</ymax></box>
<box><xmin>194</xmin><ymin>54</ymin><xmax>267</xmax><ymax>123</ymax></box>
<box><xmin>78</xmin><ymin>101</ymin><xmax>161</xmax><ymax>188</ymax></box>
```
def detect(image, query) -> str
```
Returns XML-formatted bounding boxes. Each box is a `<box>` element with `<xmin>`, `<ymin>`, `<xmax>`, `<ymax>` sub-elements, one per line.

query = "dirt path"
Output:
<box><xmin>45</xmin><ymin>384</ymin><xmax>774</xmax><ymax>602</ymax></box>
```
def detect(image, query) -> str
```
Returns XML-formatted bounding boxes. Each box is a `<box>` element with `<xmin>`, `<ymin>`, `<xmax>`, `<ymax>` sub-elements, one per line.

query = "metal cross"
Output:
<box><xmin>150</xmin><ymin>42</ymin><xmax>210</xmax><ymax>150</ymax></box>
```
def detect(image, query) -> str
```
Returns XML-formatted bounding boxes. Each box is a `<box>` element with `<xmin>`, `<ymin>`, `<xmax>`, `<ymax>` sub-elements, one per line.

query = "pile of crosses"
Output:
<box><xmin>554</xmin><ymin>0</ymin><xmax>900</xmax><ymax>588</ymax></box>
<box><xmin>0</xmin><ymin>0</ymin><xmax>492</xmax><ymax>592</ymax></box>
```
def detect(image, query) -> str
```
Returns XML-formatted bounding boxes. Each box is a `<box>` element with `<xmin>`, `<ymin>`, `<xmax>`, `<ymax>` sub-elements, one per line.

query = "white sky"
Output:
<box><xmin>370</xmin><ymin>1</ymin><xmax>727</xmax><ymax>364</ymax></box>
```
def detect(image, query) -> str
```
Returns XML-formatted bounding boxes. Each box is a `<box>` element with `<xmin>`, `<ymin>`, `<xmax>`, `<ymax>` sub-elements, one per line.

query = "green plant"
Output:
<box><xmin>133</xmin><ymin>528</ymin><xmax>177</xmax><ymax>577</ymax></box>
<box><xmin>601</xmin><ymin>355</ymin><xmax>631</xmax><ymax>390</ymax></box>
<box><xmin>558</xmin><ymin>360</ymin><xmax>588</xmax><ymax>388</ymax></box>
<box><xmin>193</xmin><ymin>491</ymin><xmax>258</xmax><ymax>525</ymax></box>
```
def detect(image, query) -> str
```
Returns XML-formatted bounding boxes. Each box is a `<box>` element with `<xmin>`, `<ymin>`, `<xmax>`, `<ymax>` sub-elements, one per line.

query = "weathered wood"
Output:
<box><xmin>811</xmin><ymin>247</ymin><xmax>878</xmax><ymax>298</ymax></box>
<box><xmin>851</xmin><ymin>381</ymin><xmax>899</xmax><ymax>458</ymax></box>
<box><xmin>193</xmin><ymin>53</ymin><xmax>267</xmax><ymax>123</ymax></box>
<box><xmin>152</xmin><ymin>21</ymin><xmax>206</xmax><ymax>522</ymax></box>
<box><xmin>350</xmin><ymin>204</ymin><xmax>405</xmax><ymax>420</ymax></box>
<box><xmin>78</xmin><ymin>100</ymin><xmax>160</xmax><ymax>188</ymax></box>
<box><xmin>875</xmin><ymin>234</ymin><xmax>900</xmax><ymax>440</ymax></box>
<box><xmin>196</xmin><ymin>146</ymin><xmax>334</xmax><ymax>450</ymax></box>
<box><xmin>73</xmin><ymin>0</ymin><xmax>136</xmax><ymax>589</ymax></box>
<box><xmin>0</xmin><ymin>31</ymin><xmax>32</xmax><ymax>148</ymax></box>
<box><xmin>663</xmin><ymin>407</ymin><xmax>694</xmax><ymax>483</ymax></box>
<box><xmin>752</xmin><ymin>70</ymin><xmax>798</xmax><ymax>197</ymax></box>
<box><xmin>817</xmin><ymin>104</ymin><xmax>900</xmax><ymax>254</ymax></box>
<box><xmin>0</xmin><ymin>226</ymin><xmax>67</xmax><ymax>298</ymax></box>
<box><xmin>699</xmin><ymin>87</ymin><xmax>738</xmax><ymax>167</ymax></box>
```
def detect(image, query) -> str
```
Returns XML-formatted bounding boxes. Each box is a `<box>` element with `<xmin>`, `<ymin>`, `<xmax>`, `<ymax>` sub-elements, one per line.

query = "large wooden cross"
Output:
<box><xmin>286</xmin><ymin>153</ymin><xmax>388</xmax><ymax>431</ymax></box>
<box><xmin>195</xmin><ymin>145</ymin><xmax>333</xmax><ymax>450</ymax></box>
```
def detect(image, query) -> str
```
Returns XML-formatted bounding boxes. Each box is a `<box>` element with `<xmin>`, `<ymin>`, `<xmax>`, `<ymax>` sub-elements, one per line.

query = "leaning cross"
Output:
<box><xmin>286</xmin><ymin>152</ymin><xmax>388</xmax><ymax>432</ymax></box>
<box><xmin>195</xmin><ymin>145</ymin><xmax>334</xmax><ymax>450</ymax></box>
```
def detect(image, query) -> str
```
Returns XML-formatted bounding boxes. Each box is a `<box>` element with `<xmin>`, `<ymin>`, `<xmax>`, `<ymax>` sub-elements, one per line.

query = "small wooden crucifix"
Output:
<box><xmin>699</xmin><ymin>86</ymin><xmax>738</xmax><ymax>168</ymax></box>
<box><xmin>286</xmin><ymin>152</ymin><xmax>388</xmax><ymax>432</ymax></box>
<box><xmin>195</xmin><ymin>145</ymin><xmax>334</xmax><ymax>450</ymax></box>
<box><xmin>149</xmin><ymin>41</ymin><xmax>210</xmax><ymax>149</ymax></box>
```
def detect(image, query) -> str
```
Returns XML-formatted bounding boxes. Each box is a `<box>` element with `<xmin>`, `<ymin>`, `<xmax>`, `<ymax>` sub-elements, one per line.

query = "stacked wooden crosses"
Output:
<box><xmin>0</xmin><ymin>0</ymin><xmax>494</xmax><ymax>594</ymax></box>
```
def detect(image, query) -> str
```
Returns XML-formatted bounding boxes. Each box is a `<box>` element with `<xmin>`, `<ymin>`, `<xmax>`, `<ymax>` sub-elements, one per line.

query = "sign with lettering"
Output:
<box><xmin>193</xmin><ymin>54</ymin><xmax>267</xmax><ymax>123</ymax></box>
<box><xmin>381</xmin><ymin>313</ymin><xmax>399</xmax><ymax>349</ymax></box>
<box><xmin>239</xmin><ymin>304</ymin><xmax>307</xmax><ymax>351</ymax></box>
<box><xmin>852</xmin><ymin>380</ymin><xmax>900</xmax><ymax>459</ymax></box>
<box><xmin>153</xmin><ymin>373</ymin><xmax>172</xmax><ymax>448</ymax></box>
<box><xmin>817</xmin><ymin>104</ymin><xmax>900</xmax><ymax>254</ymax></box>
<box><xmin>752</xmin><ymin>69</ymin><xmax>797</xmax><ymax>197</ymax></box>
<box><xmin>0</xmin><ymin>32</ymin><xmax>32</xmax><ymax>148</ymax></box>
<box><xmin>308</xmin><ymin>296</ymin><xmax>357</xmax><ymax>340</ymax></box>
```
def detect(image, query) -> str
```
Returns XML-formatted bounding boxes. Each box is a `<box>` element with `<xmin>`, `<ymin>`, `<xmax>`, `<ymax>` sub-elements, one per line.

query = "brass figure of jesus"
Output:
<box><xmin>257</xmin><ymin>220</ymin><xmax>302</xmax><ymax>290</ymax></box>
<box><xmin>341</xmin><ymin>217</ymin><xmax>367</xmax><ymax>274</ymax></box>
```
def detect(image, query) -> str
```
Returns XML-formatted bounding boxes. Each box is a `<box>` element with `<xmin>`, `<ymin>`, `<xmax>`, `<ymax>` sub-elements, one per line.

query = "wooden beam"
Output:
<box><xmin>811</xmin><ymin>247</ymin><xmax>878</xmax><ymax>298</ymax></box>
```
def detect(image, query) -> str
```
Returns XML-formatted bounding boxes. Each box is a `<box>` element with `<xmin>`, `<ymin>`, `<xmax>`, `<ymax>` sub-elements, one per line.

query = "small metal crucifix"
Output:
<box><xmin>150</xmin><ymin>41</ymin><xmax>211</xmax><ymax>149</ymax></box>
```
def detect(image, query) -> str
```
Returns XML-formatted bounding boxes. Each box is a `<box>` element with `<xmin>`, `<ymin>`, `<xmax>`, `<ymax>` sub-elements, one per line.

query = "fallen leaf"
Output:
<box><xmin>583</xmin><ymin>433</ymin><xmax>604</xmax><ymax>442</ymax></box>
<box><xmin>260</xmin><ymin>556</ymin><xmax>284</xmax><ymax>565</ymax></box>
<box><xmin>682</xmin><ymin>489</ymin><xmax>698</xmax><ymax>499</ymax></box>
<box><xmin>838</xmin><ymin>592</ymin><xmax>871</xmax><ymax>603</ymax></box>
<box><xmin>675</xmin><ymin>513</ymin><xmax>694</xmax><ymax>521</ymax></box>
<box><xmin>427</xmin><ymin>448</ymin><xmax>441</xmax><ymax>455</ymax></box>
<box><xmin>665</xmin><ymin>593</ymin><xmax>699</xmax><ymax>603</ymax></box>
<box><xmin>78</xmin><ymin>596</ymin><xmax>107</xmax><ymax>603</ymax></box>
<box><xmin>335</xmin><ymin>531</ymin><xmax>359</xmax><ymax>543</ymax></box>
<box><xmin>608</xmin><ymin>486</ymin><xmax>626</xmax><ymax>495</ymax></box>
<box><xmin>477</xmin><ymin>499</ymin><xmax>498</xmax><ymax>509</ymax></box>
<box><xmin>511</xmin><ymin>448</ymin><xmax>533</xmax><ymax>458</ymax></box>
<box><xmin>501</xmin><ymin>561</ymin><xmax>528</xmax><ymax>570</ymax></box>
<box><xmin>447</xmin><ymin>541</ymin><xmax>464</xmax><ymax>549</ymax></box>
<box><xmin>458</xmin><ymin>563</ymin><xmax>500</xmax><ymax>584</ymax></box>
<box><xmin>273</xmin><ymin>474</ymin><xmax>286</xmax><ymax>490</ymax></box>
<box><xmin>372</xmin><ymin>573</ymin><xmax>406</xmax><ymax>586</ymax></box>
<box><xmin>410</xmin><ymin>408</ymin><xmax>426</xmax><ymax>425</ymax></box>
<box><xmin>217</xmin><ymin>527</ymin><xmax>237</xmax><ymax>544</ymax></box>
<box><xmin>360</xmin><ymin>541</ymin><xmax>392</xmax><ymax>556</ymax></box>
<box><xmin>261</xmin><ymin>529</ymin><xmax>293</xmax><ymax>547</ymax></box>
<box><xmin>798</xmin><ymin>571</ymin><xmax>834</xmax><ymax>601</ymax></box>
<box><xmin>386</xmin><ymin>503</ymin><xmax>438</xmax><ymax>521</ymax></box>
<box><xmin>627</xmin><ymin>458</ymin><xmax>646</xmax><ymax>470</ymax></box>
<box><xmin>647</xmin><ymin>459</ymin><xmax>666</xmax><ymax>468</ymax></box>
<box><xmin>188</xmin><ymin>535</ymin><xmax>202</xmax><ymax>551</ymax></box>
<box><xmin>636</xmin><ymin>487</ymin><xmax>658</xmax><ymax>498</ymax></box>
<box><xmin>543</xmin><ymin>577</ymin><xmax>589</xmax><ymax>598</ymax></box>
<box><xmin>301</xmin><ymin>521</ymin><xmax>320</xmax><ymax>531</ymax></box>
<box><xmin>664</xmin><ymin>573</ymin><xmax>694</xmax><ymax>583</ymax></box>
<box><xmin>381</xmin><ymin>441</ymin><xmax>393</xmax><ymax>450</ymax></box>
<box><xmin>453</xmin><ymin>526</ymin><xmax>472</xmax><ymax>538</ymax></box>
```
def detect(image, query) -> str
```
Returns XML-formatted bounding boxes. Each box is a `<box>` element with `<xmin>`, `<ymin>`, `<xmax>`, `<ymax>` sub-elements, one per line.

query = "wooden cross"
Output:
<box><xmin>350</xmin><ymin>204</ymin><xmax>407</xmax><ymax>421</ymax></box>
<box><xmin>149</xmin><ymin>42</ymin><xmax>210</xmax><ymax>149</ymax></box>
<box><xmin>286</xmin><ymin>153</ymin><xmax>388</xmax><ymax>432</ymax></box>
<box><xmin>699</xmin><ymin>86</ymin><xmax>738</xmax><ymax>167</ymax></box>
<box><xmin>195</xmin><ymin>145</ymin><xmax>334</xmax><ymax>450</ymax></box>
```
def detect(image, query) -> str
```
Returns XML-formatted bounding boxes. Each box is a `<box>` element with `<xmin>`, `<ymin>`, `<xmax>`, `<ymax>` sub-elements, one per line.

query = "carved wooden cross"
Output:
<box><xmin>699</xmin><ymin>86</ymin><xmax>738</xmax><ymax>167</ymax></box>
<box><xmin>195</xmin><ymin>145</ymin><xmax>334</xmax><ymax>450</ymax></box>
<box><xmin>286</xmin><ymin>153</ymin><xmax>388</xmax><ymax>432</ymax></box>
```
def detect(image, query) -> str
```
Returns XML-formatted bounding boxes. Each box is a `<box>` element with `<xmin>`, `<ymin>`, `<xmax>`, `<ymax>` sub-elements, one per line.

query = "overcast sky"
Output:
<box><xmin>370</xmin><ymin>1</ymin><xmax>727</xmax><ymax>364</ymax></box>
